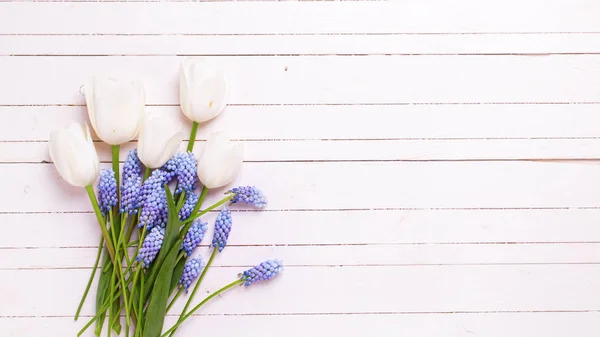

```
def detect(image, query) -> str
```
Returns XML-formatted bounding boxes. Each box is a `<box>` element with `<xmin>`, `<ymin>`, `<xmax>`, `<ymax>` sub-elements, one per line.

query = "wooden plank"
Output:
<box><xmin>4</xmin><ymin>313</ymin><xmax>600</xmax><ymax>337</ymax></box>
<box><xmin>1</xmin><ymin>56</ymin><xmax>600</xmax><ymax>105</ymax></box>
<box><xmin>3</xmin><ymin>33</ymin><xmax>600</xmax><ymax>55</ymax></box>
<box><xmin>3</xmin><ymin>138</ymin><xmax>600</xmax><ymax>163</ymax></box>
<box><xmin>2</xmin><ymin>104</ymin><xmax>600</xmax><ymax>142</ymax></box>
<box><xmin>1</xmin><ymin>1</ymin><xmax>599</xmax><ymax>34</ymax></box>
<box><xmin>3</xmin><ymin>265</ymin><xmax>600</xmax><ymax>316</ymax></box>
<box><xmin>3</xmin><ymin>243</ymin><xmax>600</xmax><ymax>269</ymax></box>
<box><xmin>2</xmin><ymin>209</ymin><xmax>600</xmax><ymax>248</ymax></box>
<box><xmin>4</xmin><ymin>161</ymin><xmax>600</xmax><ymax>213</ymax></box>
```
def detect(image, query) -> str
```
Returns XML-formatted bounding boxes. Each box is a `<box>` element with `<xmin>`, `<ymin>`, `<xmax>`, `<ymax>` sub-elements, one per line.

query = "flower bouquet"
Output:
<box><xmin>48</xmin><ymin>58</ymin><xmax>282</xmax><ymax>337</ymax></box>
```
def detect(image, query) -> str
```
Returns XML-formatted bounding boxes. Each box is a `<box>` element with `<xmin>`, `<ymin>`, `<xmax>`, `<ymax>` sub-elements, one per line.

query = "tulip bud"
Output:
<box><xmin>179</xmin><ymin>57</ymin><xmax>229</xmax><ymax>123</ymax></box>
<box><xmin>49</xmin><ymin>122</ymin><xmax>100</xmax><ymax>187</ymax></box>
<box><xmin>84</xmin><ymin>76</ymin><xmax>146</xmax><ymax>145</ymax></box>
<box><xmin>196</xmin><ymin>132</ymin><xmax>243</xmax><ymax>189</ymax></box>
<box><xmin>137</xmin><ymin>112</ymin><xmax>186</xmax><ymax>168</ymax></box>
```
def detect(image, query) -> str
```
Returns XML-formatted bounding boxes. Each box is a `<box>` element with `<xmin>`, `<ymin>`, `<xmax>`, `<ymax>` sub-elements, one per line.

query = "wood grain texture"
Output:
<box><xmin>2</xmin><ymin>56</ymin><xmax>600</xmax><ymax>105</ymax></box>
<box><xmin>1</xmin><ymin>1</ymin><xmax>599</xmax><ymax>336</ymax></box>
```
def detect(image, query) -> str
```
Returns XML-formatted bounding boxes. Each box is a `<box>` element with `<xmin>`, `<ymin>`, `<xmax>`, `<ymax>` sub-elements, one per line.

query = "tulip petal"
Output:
<box><xmin>179</xmin><ymin>57</ymin><xmax>228</xmax><ymax>123</ymax></box>
<box><xmin>49</xmin><ymin>122</ymin><xmax>99</xmax><ymax>187</ymax></box>
<box><xmin>197</xmin><ymin>131</ymin><xmax>244</xmax><ymax>189</ymax></box>
<box><xmin>86</xmin><ymin>77</ymin><xmax>145</xmax><ymax>145</ymax></box>
<box><xmin>138</xmin><ymin>112</ymin><xmax>186</xmax><ymax>168</ymax></box>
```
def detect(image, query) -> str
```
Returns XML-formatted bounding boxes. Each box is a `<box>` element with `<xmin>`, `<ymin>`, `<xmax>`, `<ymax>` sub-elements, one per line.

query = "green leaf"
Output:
<box><xmin>111</xmin><ymin>297</ymin><xmax>122</xmax><ymax>334</ymax></box>
<box><xmin>169</xmin><ymin>257</ymin><xmax>186</xmax><ymax>295</ymax></box>
<box><xmin>143</xmin><ymin>187</ymin><xmax>181</xmax><ymax>337</ymax></box>
<box><xmin>94</xmin><ymin>253</ymin><xmax>112</xmax><ymax>337</ymax></box>
<box><xmin>142</xmin><ymin>189</ymin><xmax>182</xmax><ymax>302</ymax></box>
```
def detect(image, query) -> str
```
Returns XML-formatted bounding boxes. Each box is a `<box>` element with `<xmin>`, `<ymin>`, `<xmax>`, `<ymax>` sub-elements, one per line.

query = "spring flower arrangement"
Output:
<box><xmin>48</xmin><ymin>58</ymin><xmax>282</xmax><ymax>337</ymax></box>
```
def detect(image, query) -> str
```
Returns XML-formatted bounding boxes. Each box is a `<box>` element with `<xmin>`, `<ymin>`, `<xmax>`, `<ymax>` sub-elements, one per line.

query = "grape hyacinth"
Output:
<box><xmin>139</xmin><ymin>188</ymin><xmax>167</xmax><ymax>230</ymax></box>
<box><xmin>139</xmin><ymin>169</ymin><xmax>170</xmax><ymax>229</ymax></box>
<box><xmin>162</xmin><ymin>152</ymin><xmax>197</xmax><ymax>192</ymax></box>
<box><xmin>136</xmin><ymin>226</ymin><xmax>165</xmax><ymax>268</ymax></box>
<box><xmin>121</xmin><ymin>150</ymin><xmax>143</xmax><ymax>214</ymax></box>
<box><xmin>211</xmin><ymin>206</ymin><xmax>232</xmax><ymax>252</ymax></box>
<box><xmin>181</xmin><ymin>219</ymin><xmax>208</xmax><ymax>256</ymax></box>
<box><xmin>97</xmin><ymin>169</ymin><xmax>117</xmax><ymax>215</ymax></box>
<box><xmin>179</xmin><ymin>192</ymin><xmax>199</xmax><ymax>221</ymax></box>
<box><xmin>240</xmin><ymin>260</ymin><xmax>283</xmax><ymax>287</ymax></box>
<box><xmin>178</xmin><ymin>257</ymin><xmax>203</xmax><ymax>292</ymax></box>
<box><xmin>160</xmin><ymin>157</ymin><xmax>178</xmax><ymax>183</ymax></box>
<box><xmin>170</xmin><ymin>152</ymin><xmax>198</xmax><ymax>194</ymax></box>
<box><xmin>229</xmin><ymin>186</ymin><xmax>267</xmax><ymax>209</ymax></box>
<box><xmin>139</xmin><ymin>169</ymin><xmax>170</xmax><ymax>206</ymax></box>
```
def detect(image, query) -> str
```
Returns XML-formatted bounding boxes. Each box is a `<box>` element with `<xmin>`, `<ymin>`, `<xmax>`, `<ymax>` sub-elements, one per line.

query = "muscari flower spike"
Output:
<box><xmin>178</xmin><ymin>257</ymin><xmax>204</xmax><ymax>292</ymax></box>
<box><xmin>181</xmin><ymin>219</ymin><xmax>208</xmax><ymax>256</ymax></box>
<box><xmin>211</xmin><ymin>206</ymin><xmax>232</xmax><ymax>252</ymax></box>
<box><xmin>174</xmin><ymin>152</ymin><xmax>198</xmax><ymax>194</ymax></box>
<box><xmin>162</xmin><ymin>152</ymin><xmax>196</xmax><ymax>189</ymax></box>
<box><xmin>139</xmin><ymin>187</ymin><xmax>167</xmax><ymax>230</ymax></box>
<box><xmin>179</xmin><ymin>192</ymin><xmax>199</xmax><ymax>221</ymax></box>
<box><xmin>139</xmin><ymin>169</ymin><xmax>170</xmax><ymax>206</ymax></box>
<box><xmin>139</xmin><ymin>169</ymin><xmax>170</xmax><ymax>229</ymax></box>
<box><xmin>97</xmin><ymin>168</ymin><xmax>117</xmax><ymax>215</ymax></box>
<box><xmin>136</xmin><ymin>226</ymin><xmax>165</xmax><ymax>268</ymax></box>
<box><xmin>240</xmin><ymin>260</ymin><xmax>283</xmax><ymax>287</ymax></box>
<box><xmin>229</xmin><ymin>186</ymin><xmax>267</xmax><ymax>209</ymax></box>
<box><xmin>121</xmin><ymin>150</ymin><xmax>143</xmax><ymax>214</ymax></box>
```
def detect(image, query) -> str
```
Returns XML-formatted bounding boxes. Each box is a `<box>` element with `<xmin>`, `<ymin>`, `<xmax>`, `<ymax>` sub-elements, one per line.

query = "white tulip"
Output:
<box><xmin>197</xmin><ymin>131</ymin><xmax>243</xmax><ymax>189</ymax></box>
<box><xmin>180</xmin><ymin>57</ymin><xmax>229</xmax><ymax>123</ymax></box>
<box><xmin>137</xmin><ymin>112</ymin><xmax>186</xmax><ymax>168</ymax></box>
<box><xmin>84</xmin><ymin>76</ymin><xmax>146</xmax><ymax>145</ymax></box>
<box><xmin>49</xmin><ymin>122</ymin><xmax>100</xmax><ymax>187</ymax></box>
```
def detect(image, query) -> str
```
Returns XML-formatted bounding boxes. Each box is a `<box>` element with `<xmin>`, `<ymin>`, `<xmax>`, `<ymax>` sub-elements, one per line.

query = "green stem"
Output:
<box><xmin>175</xmin><ymin>251</ymin><xmax>184</xmax><ymax>266</ymax></box>
<box><xmin>127</xmin><ymin>268</ymin><xmax>141</xmax><ymax>322</ymax></box>
<box><xmin>161</xmin><ymin>279</ymin><xmax>244</xmax><ymax>337</ymax></box>
<box><xmin>125</xmin><ymin>226</ymin><xmax>147</xmax><ymax>319</ymax></box>
<box><xmin>124</xmin><ymin>213</ymin><xmax>137</xmax><ymax>246</ymax></box>
<box><xmin>138</xmin><ymin>273</ymin><xmax>144</xmax><ymax>336</ymax></box>
<box><xmin>112</xmin><ymin>145</ymin><xmax>120</xmax><ymax>195</ymax></box>
<box><xmin>143</xmin><ymin>167</ymin><xmax>151</xmax><ymax>181</ymax></box>
<box><xmin>75</xmin><ymin>236</ymin><xmax>104</xmax><ymax>320</ymax></box>
<box><xmin>112</xmin><ymin>211</ymin><xmax>131</xmax><ymax>332</ymax></box>
<box><xmin>166</xmin><ymin>288</ymin><xmax>183</xmax><ymax>313</ymax></box>
<box><xmin>107</xmin><ymin>241</ymin><xmax>117</xmax><ymax>337</ymax></box>
<box><xmin>85</xmin><ymin>185</ymin><xmax>115</xmax><ymax>261</ymax></box>
<box><xmin>182</xmin><ymin>194</ymin><xmax>233</xmax><ymax>225</ymax></box>
<box><xmin>168</xmin><ymin>248</ymin><xmax>218</xmax><ymax>337</ymax></box>
<box><xmin>120</xmin><ymin>214</ymin><xmax>133</xmax><ymax>270</ymax></box>
<box><xmin>77</xmin><ymin>286</ymin><xmax>124</xmax><ymax>337</ymax></box>
<box><xmin>186</xmin><ymin>121</ymin><xmax>199</xmax><ymax>152</ymax></box>
<box><xmin>189</xmin><ymin>186</ymin><xmax>207</xmax><ymax>217</ymax></box>
<box><xmin>124</xmin><ymin>226</ymin><xmax>146</xmax><ymax>281</ymax></box>
<box><xmin>176</xmin><ymin>191</ymin><xmax>186</xmax><ymax>212</ymax></box>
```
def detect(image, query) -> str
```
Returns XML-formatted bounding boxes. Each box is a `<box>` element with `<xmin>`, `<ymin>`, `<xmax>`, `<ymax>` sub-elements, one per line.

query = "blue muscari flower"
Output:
<box><xmin>139</xmin><ymin>187</ymin><xmax>167</xmax><ymax>230</ymax></box>
<box><xmin>165</xmin><ymin>152</ymin><xmax>198</xmax><ymax>194</ymax></box>
<box><xmin>161</xmin><ymin>152</ymin><xmax>196</xmax><ymax>186</ymax></box>
<box><xmin>229</xmin><ymin>186</ymin><xmax>267</xmax><ymax>209</ymax></box>
<box><xmin>211</xmin><ymin>206</ymin><xmax>232</xmax><ymax>252</ymax></box>
<box><xmin>139</xmin><ymin>169</ymin><xmax>170</xmax><ymax>206</ymax></box>
<box><xmin>97</xmin><ymin>169</ymin><xmax>117</xmax><ymax>215</ymax></box>
<box><xmin>161</xmin><ymin>155</ymin><xmax>178</xmax><ymax>180</ymax></box>
<box><xmin>179</xmin><ymin>192</ymin><xmax>199</xmax><ymax>221</ymax></box>
<box><xmin>181</xmin><ymin>219</ymin><xmax>207</xmax><ymax>256</ymax></box>
<box><xmin>138</xmin><ymin>169</ymin><xmax>171</xmax><ymax>229</ymax></box>
<box><xmin>136</xmin><ymin>226</ymin><xmax>165</xmax><ymax>268</ymax></box>
<box><xmin>240</xmin><ymin>260</ymin><xmax>283</xmax><ymax>287</ymax></box>
<box><xmin>121</xmin><ymin>150</ymin><xmax>143</xmax><ymax>214</ymax></box>
<box><xmin>178</xmin><ymin>257</ymin><xmax>203</xmax><ymax>292</ymax></box>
